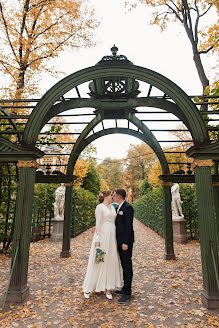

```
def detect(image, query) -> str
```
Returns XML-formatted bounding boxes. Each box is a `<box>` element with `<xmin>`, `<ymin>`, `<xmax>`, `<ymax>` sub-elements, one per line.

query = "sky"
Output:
<box><xmin>40</xmin><ymin>0</ymin><xmax>217</xmax><ymax>162</ymax></box>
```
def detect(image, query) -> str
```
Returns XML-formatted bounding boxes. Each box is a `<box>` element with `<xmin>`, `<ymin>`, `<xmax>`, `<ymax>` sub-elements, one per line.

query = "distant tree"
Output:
<box><xmin>123</xmin><ymin>143</ymin><xmax>155</xmax><ymax>201</ymax></box>
<box><xmin>148</xmin><ymin>145</ymin><xmax>193</xmax><ymax>186</ymax></box>
<box><xmin>82</xmin><ymin>164</ymin><xmax>100</xmax><ymax>196</ymax></box>
<box><xmin>99</xmin><ymin>178</ymin><xmax>109</xmax><ymax>191</ymax></box>
<box><xmin>0</xmin><ymin>0</ymin><xmax>98</xmax><ymax>99</ymax></box>
<box><xmin>96</xmin><ymin>157</ymin><xmax>124</xmax><ymax>190</ymax></box>
<box><xmin>139</xmin><ymin>178</ymin><xmax>152</xmax><ymax>196</ymax></box>
<box><xmin>81</xmin><ymin>144</ymin><xmax>98</xmax><ymax>166</ymax></box>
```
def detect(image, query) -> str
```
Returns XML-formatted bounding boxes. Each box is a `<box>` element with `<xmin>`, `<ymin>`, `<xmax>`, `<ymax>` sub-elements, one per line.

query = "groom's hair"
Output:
<box><xmin>115</xmin><ymin>189</ymin><xmax>126</xmax><ymax>200</ymax></box>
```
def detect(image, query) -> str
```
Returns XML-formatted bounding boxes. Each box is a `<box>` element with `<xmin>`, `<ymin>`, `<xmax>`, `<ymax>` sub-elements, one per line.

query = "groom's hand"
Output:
<box><xmin>122</xmin><ymin>243</ymin><xmax>128</xmax><ymax>250</ymax></box>
<box><xmin>95</xmin><ymin>242</ymin><xmax>100</xmax><ymax>247</ymax></box>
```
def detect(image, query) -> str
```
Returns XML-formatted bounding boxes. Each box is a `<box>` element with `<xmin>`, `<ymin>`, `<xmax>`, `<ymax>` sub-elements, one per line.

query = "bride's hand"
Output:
<box><xmin>95</xmin><ymin>242</ymin><xmax>100</xmax><ymax>247</ymax></box>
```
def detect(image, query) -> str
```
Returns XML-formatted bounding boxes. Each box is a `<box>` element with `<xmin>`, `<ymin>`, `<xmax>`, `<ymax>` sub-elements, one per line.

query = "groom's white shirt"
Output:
<box><xmin>117</xmin><ymin>200</ymin><xmax>125</xmax><ymax>213</ymax></box>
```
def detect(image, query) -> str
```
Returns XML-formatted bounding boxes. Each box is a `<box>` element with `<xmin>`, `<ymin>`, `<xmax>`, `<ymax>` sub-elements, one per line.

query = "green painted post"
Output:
<box><xmin>213</xmin><ymin>183</ymin><xmax>219</xmax><ymax>237</ymax></box>
<box><xmin>162</xmin><ymin>183</ymin><xmax>176</xmax><ymax>260</ymax></box>
<box><xmin>72</xmin><ymin>188</ymin><xmax>76</xmax><ymax>238</ymax></box>
<box><xmin>60</xmin><ymin>185</ymin><xmax>72</xmax><ymax>258</ymax></box>
<box><xmin>194</xmin><ymin>160</ymin><xmax>219</xmax><ymax>309</ymax></box>
<box><xmin>32</xmin><ymin>197</ymin><xmax>37</xmax><ymax>240</ymax></box>
<box><xmin>7</xmin><ymin>162</ymin><xmax>36</xmax><ymax>303</ymax></box>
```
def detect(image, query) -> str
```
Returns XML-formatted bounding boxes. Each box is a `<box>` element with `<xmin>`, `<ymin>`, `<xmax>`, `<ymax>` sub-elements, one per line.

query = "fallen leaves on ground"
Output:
<box><xmin>0</xmin><ymin>219</ymin><xmax>218</xmax><ymax>327</ymax></box>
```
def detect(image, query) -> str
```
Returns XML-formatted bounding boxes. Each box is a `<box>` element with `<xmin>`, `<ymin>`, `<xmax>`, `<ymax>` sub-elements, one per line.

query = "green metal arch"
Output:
<box><xmin>23</xmin><ymin>65</ymin><xmax>209</xmax><ymax>146</ymax></box>
<box><xmin>39</xmin><ymin>97</ymin><xmax>190</xmax><ymax>136</ymax></box>
<box><xmin>67</xmin><ymin>113</ymin><xmax>169</xmax><ymax>175</ymax></box>
<box><xmin>69</xmin><ymin>128</ymin><xmax>169</xmax><ymax>175</ymax></box>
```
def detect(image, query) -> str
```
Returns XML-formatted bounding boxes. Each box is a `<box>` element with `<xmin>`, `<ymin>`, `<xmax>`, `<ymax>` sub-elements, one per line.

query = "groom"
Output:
<box><xmin>113</xmin><ymin>189</ymin><xmax>134</xmax><ymax>304</ymax></box>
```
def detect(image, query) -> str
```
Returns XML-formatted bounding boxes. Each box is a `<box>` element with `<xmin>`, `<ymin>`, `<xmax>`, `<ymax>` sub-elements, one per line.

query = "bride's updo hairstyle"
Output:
<box><xmin>98</xmin><ymin>190</ymin><xmax>112</xmax><ymax>203</ymax></box>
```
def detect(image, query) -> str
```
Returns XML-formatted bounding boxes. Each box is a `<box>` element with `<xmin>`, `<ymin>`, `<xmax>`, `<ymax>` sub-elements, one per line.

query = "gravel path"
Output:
<box><xmin>0</xmin><ymin>219</ymin><xmax>218</xmax><ymax>327</ymax></box>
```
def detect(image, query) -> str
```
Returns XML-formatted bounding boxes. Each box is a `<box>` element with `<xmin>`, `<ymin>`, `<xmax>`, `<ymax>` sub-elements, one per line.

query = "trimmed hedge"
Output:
<box><xmin>71</xmin><ymin>186</ymin><xmax>97</xmax><ymax>237</ymax></box>
<box><xmin>133</xmin><ymin>184</ymin><xmax>199</xmax><ymax>239</ymax></box>
<box><xmin>134</xmin><ymin>187</ymin><xmax>163</xmax><ymax>236</ymax></box>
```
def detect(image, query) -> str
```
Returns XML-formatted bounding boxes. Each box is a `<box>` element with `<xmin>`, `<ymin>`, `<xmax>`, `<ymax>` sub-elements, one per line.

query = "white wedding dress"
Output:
<box><xmin>83</xmin><ymin>203</ymin><xmax>122</xmax><ymax>293</ymax></box>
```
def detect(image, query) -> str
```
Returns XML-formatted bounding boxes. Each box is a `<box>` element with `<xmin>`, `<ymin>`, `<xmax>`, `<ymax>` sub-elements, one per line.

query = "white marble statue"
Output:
<box><xmin>54</xmin><ymin>183</ymin><xmax>65</xmax><ymax>219</ymax></box>
<box><xmin>171</xmin><ymin>183</ymin><xmax>184</xmax><ymax>218</ymax></box>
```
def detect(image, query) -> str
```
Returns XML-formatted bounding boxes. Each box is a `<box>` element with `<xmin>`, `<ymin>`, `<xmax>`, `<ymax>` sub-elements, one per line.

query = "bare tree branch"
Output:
<box><xmin>166</xmin><ymin>3</ymin><xmax>183</xmax><ymax>23</ymax></box>
<box><xmin>200</xmin><ymin>3</ymin><xmax>212</xmax><ymax>17</ymax></box>
<box><xmin>194</xmin><ymin>0</ymin><xmax>200</xmax><ymax>46</ymax></box>
<box><xmin>169</xmin><ymin>0</ymin><xmax>181</xmax><ymax>12</ymax></box>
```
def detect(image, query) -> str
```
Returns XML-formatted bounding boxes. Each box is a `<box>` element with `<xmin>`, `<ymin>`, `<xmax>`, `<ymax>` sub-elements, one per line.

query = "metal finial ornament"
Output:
<box><xmin>97</xmin><ymin>45</ymin><xmax>132</xmax><ymax>65</ymax></box>
<box><xmin>111</xmin><ymin>45</ymin><xmax>118</xmax><ymax>56</ymax></box>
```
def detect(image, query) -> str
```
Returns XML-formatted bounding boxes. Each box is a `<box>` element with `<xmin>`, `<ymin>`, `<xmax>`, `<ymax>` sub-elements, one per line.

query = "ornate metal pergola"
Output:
<box><xmin>0</xmin><ymin>46</ymin><xmax>218</xmax><ymax>308</ymax></box>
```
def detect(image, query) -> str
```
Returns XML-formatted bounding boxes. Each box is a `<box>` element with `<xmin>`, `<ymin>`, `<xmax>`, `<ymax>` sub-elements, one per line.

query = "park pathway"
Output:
<box><xmin>0</xmin><ymin>219</ymin><xmax>219</xmax><ymax>327</ymax></box>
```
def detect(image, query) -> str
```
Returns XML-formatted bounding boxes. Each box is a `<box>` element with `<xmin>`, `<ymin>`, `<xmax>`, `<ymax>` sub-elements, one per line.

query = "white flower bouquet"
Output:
<box><xmin>95</xmin><ymin>247</ymin><xmax>106</xmax><ymax>264</ymax></box>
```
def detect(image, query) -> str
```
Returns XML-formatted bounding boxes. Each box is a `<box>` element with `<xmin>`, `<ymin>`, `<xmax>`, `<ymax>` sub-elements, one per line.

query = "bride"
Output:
<box><xmin>83</xmin><ymin>190</ymin><xmax>122</xmax><ymax>299</ymax></box>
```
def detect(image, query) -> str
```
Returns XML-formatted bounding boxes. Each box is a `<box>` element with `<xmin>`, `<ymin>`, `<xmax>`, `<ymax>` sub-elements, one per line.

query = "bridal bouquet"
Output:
<box><xmin>95</xmin><ymin>247</ymin><xmax>106</xmax><ymax>264</ymax></box>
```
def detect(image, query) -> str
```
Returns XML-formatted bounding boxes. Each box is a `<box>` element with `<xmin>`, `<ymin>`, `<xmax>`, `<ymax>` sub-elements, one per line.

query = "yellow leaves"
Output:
<box><xmin>74</xmin><ymin>158</ymin><xmax>89</xmax><ymax>186</ymax></box>
<box><xmin>172</xmin><ymin>284</ymin><xmax>179</xmax><ymax>288</ymax></box>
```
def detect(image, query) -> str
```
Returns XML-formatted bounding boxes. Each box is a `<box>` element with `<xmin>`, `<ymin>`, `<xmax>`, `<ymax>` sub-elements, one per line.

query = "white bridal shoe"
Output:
<box><xmin>84</xmin><ymin>292</ymin><xmax>90</xmax><ymax>299</ymax></box>
<box><xmin>106</xmin><ymin>292</ymin><xmax>112</xmax><ymax>300</ymax></box>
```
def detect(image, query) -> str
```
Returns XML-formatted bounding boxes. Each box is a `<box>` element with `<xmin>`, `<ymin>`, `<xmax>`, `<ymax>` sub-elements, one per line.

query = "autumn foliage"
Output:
<box><xmin>127</xmin><ymin>0</ymin><xmax>218</xmax><ymax>92</ymax></box>
<box><xmin>0</xmin><ymin>0</ymin><xmax>98</xmax><ymax>98</ymax></box>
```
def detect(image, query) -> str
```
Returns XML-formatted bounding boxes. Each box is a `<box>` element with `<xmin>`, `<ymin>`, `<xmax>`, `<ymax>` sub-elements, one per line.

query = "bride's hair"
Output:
<box><xmin>98</xmin><ymin>190</ymin><xmax>112</xmax><ymax>203</ymax></box>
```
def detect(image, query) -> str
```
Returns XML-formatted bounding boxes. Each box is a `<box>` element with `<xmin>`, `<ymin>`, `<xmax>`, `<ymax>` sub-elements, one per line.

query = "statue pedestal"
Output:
<box><xmin>172</xmin><ymin>216</ymin><xmax>188</xmax><ymax>244</ymax></box>
<box><xmin>51</xmin><ymin>216</ymin><xmax>64</xmax><ymax>241</ymax></box>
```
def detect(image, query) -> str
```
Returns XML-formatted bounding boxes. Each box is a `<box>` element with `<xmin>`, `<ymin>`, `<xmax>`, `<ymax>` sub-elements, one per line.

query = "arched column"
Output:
<box><xmin>192</xmin><ymin>159</ymin><xmax>219</xmax><ymax>308</ymax></box>
<box><xmin>161</xmin><ymin>182</ymin><xmax>175</xmax><ymax>260</ymax></box>
<box><xmin>7</xmin><ymin>160</ymin><xmax>37</xmax><ymax>302</ymax></box>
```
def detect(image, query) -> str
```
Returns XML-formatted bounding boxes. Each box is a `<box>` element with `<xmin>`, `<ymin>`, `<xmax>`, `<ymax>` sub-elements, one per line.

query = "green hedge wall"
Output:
<box><xmin>71</xmin><ymin>186</ymin><xmax>97</xmax><ymax>237</ymax></box>
<box><xmin>134</xmin><ymin>187</ymin><xmax>163</xmax><ymax>236</ymax></box>
<box><xmin>133</xmin><ymin>184</ymin><xmax>199</xmax><ymax>239</ymax></box>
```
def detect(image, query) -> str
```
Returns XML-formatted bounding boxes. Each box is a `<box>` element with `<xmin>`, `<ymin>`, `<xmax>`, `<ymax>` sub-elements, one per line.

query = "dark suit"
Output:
<box><xmin>115</xmin><ymin>200</ymin><xmax>134</xmax><ymax>295</ymax></box>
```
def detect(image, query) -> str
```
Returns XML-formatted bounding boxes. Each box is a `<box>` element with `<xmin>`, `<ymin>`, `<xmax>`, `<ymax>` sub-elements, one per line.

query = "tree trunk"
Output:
<box><xmin>193</xmin><ymin>50</ymin><xmax>210</xmax><ymax>93</ymax></box>
<box><xmin>15</xmin><ymin>69</ymin><xmax>25</xmax><ymax>99</ymax></box>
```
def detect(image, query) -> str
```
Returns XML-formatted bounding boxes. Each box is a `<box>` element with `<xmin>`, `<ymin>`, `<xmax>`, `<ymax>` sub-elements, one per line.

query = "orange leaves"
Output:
<box><xmin>208</xmin><ymin>316</ymin><xmax>219</xmax><ymax>327</ymax></box>
<box><xmin>0</xmin><ymin>311</ymin><xmax>10</xmax><ymax>319</ymax></box>
<box><xmin>199</xmin><ymin>23</ymin><xmax>219</xmax><ymax>54</ymax></box>
<box><xmin>74</xmin><ymin>158</ymin><xmax>89</xmax><ymax>186</ymax></box>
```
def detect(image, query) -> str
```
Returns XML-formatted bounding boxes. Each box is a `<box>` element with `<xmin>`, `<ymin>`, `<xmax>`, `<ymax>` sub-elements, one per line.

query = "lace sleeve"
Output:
<box><xmin>94</xmin><ymin>205</ymin><xmax>103</xmax><ymax>242</ymax></box>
